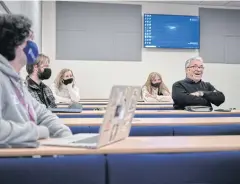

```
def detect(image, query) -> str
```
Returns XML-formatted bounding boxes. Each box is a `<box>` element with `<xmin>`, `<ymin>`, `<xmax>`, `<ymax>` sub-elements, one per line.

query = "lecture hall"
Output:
<box><xmin>0</xmin><ymin>0</ymin><xmax>240</xmax><ymax>184</ymax></box>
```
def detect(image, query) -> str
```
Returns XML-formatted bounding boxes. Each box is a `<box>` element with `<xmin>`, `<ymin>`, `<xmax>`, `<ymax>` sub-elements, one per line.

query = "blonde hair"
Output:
<box><xmin>26</xmin><ymin>53</ymin><xmax>50</xmax><ymax>75</ymax></box>
<box><xmin>36</xmin><ymin>54</ymin><xmax>50</xmax><ymax>66</ymax></box>
<box><xmin>143</xmin><ymin>72</ymin><xmax>170</xmax><ymax>95</ymax></box>
<box><xmin>54</xmin><ymin>68</ymin><xmax>75</xmax><ymax>89</ymax></box>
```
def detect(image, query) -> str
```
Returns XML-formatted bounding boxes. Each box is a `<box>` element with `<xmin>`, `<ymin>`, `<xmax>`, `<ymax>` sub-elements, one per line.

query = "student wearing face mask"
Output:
<box><xmin>0</xmin><ymin>14</ymin><xmax>72</xmax><ymax>144</ymax></box>
<box><xmin>141</xmin><ymin>72</ymin><xmax>172</xmax><ymax>102</ymax></box>
<box><xmin>26</xmin><ymin>54</ymin><xmax>57</xmax><ymax>108</ymax></box>
<box><xmin>51</xmin><ymin>69</ymin><xmax>80</xmax><ymax>103</ymax></box>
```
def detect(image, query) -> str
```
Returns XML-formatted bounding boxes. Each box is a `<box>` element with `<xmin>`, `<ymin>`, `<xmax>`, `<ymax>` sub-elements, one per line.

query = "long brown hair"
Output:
<box><xmin>54</xmin><ymin>68</ymin><xmax>75</xmax><ymax>89</ymax></box>
<box><xmin>143</xmin><ymin>72</ymin><xmax>170</xmax><ymax>95</ymax></box>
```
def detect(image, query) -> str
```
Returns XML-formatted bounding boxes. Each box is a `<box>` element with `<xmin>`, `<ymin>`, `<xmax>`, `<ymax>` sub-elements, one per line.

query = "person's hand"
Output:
<box><xmin>145</xmin><ymin>94</ymin><xmax>152</xmax><ymax>97</ymax></box>
<box><xmin>190</xmin><ymin>91</ymin><xmax>204</xmax><ymax>97</ymax></box>
<box><xmin>190</xmin><ymin>92</ymin><xmax>200</xmax><ymax>96</ymax></box>
<box><xmin>146</xmin><ymin>94</ymin><xmax>158</xmax><ymax>100</ymax></box>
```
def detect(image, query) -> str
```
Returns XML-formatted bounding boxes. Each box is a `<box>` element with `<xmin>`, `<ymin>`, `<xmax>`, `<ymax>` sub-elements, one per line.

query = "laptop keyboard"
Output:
<box><xmin>72</xmin><ymin>135</ymin><xmax>99</xmax><ymax>144</ymax></box>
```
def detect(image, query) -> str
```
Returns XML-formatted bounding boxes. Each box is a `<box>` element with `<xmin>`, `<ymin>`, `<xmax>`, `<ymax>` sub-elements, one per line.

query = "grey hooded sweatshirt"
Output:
<box><xmin>0</xmin><ymin>54</ymin><xmax>72</xmax><ymax>144</ymax></box>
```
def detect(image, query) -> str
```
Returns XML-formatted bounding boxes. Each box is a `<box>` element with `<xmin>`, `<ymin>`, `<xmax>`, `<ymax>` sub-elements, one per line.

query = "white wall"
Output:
<box><xmin>41</xmin><ymin>1</ymin><xmax>240</xmax><ymax>108</ymax></box>
<box><xmin>4</xmin><ymin>1</ymin><xmax>42</xmax><ymax>80</ymax></box>
<box><xmin>4</xmin><ymin>1</ymin><xmax>42</xmax><ymax>50</ymax></box>
<box><xmin>3</xmin><ymin>1</ymin><xmax>23</xmax><ymax>14</ymax></box>
<box><xmin>0</xmin><ymin>2</ymin><xmax>6</xmax><ymax>14</ymax></box>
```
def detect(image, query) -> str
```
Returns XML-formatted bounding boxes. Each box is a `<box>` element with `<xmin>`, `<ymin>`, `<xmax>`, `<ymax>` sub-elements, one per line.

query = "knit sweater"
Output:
<box><xmin>141</xmin><ymin>86</ymin><xmax>173</xmax><ymax>102</ymax></box>
<box><xmin>51</xmin><ymin>83</ymin><xmax>80</xmax><ymax>103</ymax></box>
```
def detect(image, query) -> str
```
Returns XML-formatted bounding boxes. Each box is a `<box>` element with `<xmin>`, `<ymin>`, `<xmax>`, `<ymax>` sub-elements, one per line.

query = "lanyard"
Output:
<box><xmin>11</xmin><ymin>80</ymin><xmax>35</xmax><ymax>123</ymax></box>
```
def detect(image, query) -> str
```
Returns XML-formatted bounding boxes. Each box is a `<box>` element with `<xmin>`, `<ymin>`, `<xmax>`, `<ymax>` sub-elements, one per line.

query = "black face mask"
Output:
<box><xmin>151</xmin><ymin>82</ymin><xmax>160</xmax><ymax>88</ymax></box>
<box><xmin>63</xmin><ymin>78</ymin><xmax>73</xmax><ymax>85</ymax></box>
<box><xmin>38</xmin><ymin>68</ymin><xmax>52</xmax><ymax>80</ymax></box>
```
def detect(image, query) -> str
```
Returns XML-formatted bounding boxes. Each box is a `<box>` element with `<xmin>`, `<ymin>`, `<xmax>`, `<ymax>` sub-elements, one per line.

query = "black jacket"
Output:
<box><xmin>25</xmin><ymin>76</ymin><xmax>57</xmax><ymax>108</ymax></box>
<box><xmin>172</xmin><ymin>78</ymin><xmax>225</xmax><ymax>110</ymax></box>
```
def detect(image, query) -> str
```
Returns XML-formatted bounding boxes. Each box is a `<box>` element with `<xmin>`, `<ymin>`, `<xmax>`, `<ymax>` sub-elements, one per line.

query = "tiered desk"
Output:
<box><xmin>2</xmin><ymin>99</ymin><xmax>240</xmax><ymax>184</ymax></box>
<box><xmin>1</xmin><ymin>136</ymin><xmax>240</xmax><ymax>184</ymax></box>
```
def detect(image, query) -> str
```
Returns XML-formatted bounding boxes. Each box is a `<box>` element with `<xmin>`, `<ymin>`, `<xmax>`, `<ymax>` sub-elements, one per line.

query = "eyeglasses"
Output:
<box><xmin>188</xmin><ymin>65</ymin><xmax>204</xmax><ymax>70</ymax></box>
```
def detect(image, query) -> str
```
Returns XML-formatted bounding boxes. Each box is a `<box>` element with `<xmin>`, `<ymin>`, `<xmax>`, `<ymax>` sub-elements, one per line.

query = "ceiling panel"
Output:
<box><xmin>200</xmin><ymin>1</ymin><xmax>230</xmax><ymax>6</ymax></box>
<box><xmin>159</xmin><ymin>1</ymin><xmax>202</xmax><ymax>5</ymax></box>
<box><xmin>225</xmin><ymin>1</ymin><xmax>240</xmax><ymax>6</ymax></box>
<box><xmin>127</xmin><ymin>0</ymin><xmax>240</xmax><ymax>7</ymax></box>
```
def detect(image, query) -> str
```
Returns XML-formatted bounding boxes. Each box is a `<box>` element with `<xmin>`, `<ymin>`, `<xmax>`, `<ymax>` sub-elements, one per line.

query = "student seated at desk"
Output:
<box><xmin>141</xmin><ymin>72</ymin><xmax>172</xmax><ymax>102</ymax></box>
<box><xmin>51</xmin><ymin>69</ymin><xmax>80</xmax><ymax>103</ymax></box>
<box><xmin>172</xmin><ymin>56</ymin><xmax>225</xmax><ymax>110</ymax></box>
<box><xmin>0</xmin><ymin>14</ymin><xmax>72</xmax><ymax>143</ymax></box>
<box><xmin>26</xmin><ymin>53</ymin><xmax>57</xmax><ymax>108</ymax></box>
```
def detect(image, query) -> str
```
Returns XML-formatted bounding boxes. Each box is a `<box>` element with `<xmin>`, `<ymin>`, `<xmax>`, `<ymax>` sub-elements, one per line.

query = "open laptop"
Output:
<box><xmin>42</xmin><ymin>85</ymin><xmax>141</xmax><ymax>149</ymax></box>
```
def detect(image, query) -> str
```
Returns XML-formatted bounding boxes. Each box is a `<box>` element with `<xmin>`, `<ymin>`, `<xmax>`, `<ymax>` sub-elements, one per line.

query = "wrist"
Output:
<box><xmin>37</xmin><ymin>126</ymin><xmax>49</xmax><ymax>139</ymax></box>
<box><xmin>199</xmin><ymin>91</ymin><xmax>204</xmax><ymax>96</ymax></box>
